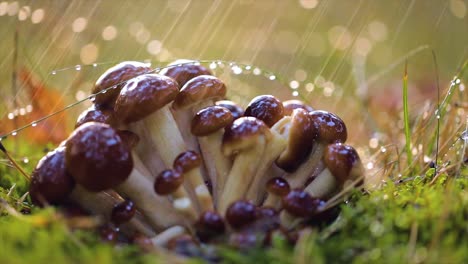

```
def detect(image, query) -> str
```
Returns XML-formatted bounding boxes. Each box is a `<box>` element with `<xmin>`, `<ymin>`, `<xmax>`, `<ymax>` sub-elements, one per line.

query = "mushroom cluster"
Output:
<box><xmin>29</xmin><ymin>61</ymin><xmax>364</xmax><ymax>257</ymax></box>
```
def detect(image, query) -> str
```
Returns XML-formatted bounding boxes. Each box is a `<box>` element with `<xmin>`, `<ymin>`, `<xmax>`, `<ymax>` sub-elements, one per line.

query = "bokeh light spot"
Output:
<box><xmin>31</xmin><ymin>8</ymin><xmax>44</xmax><ymax>24</ymax></box>
<box><xmin>299</xmin><ymin>0</ymin><xmax>319</xmax><ymax>9</ymax></box>
<box><xmin>147</xmin><ymin>40</ymin><xmax>162</xmax><ymax>55</ymax></box>
<box><xmin>450</xmin><ymin>0</ymin><xmax>466</xmax><ymax>19</ymax></box>
<box><xmin>102</xmin><ymin>25</ymin><xmax>118</xmax><ymax>41</ymax></box>
<box><xmin>80</xmin><ymin>43</ymin><xmax>99</xmax><ymax>64</ymax></box>
<box><xmin>72</xmin><ymin>17</ymin><xmax>88</xmax><ymax>33</ymax></box>
<box><xmin>368</xmin><ymin>20</ymin><xmax>388</xmax><ymax>42</ymax></box>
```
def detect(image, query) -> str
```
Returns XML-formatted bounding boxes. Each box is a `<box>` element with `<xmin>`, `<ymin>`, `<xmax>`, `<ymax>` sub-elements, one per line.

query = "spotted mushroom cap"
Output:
<box><xmin>29</xmin><ymin>146</ymin><xmax>75</xmax><ymax>206</ymax></box>
<box><xmin>276</xmin><ymin>108</ymin><xmax>317</xmax><ymax>172</ymax></box>
<box><xmin>222</xmin><ymin>117</ymin><xmax>270</xmax><ymax>156</ymax></box>
<box><xmin>244</xmin><ymin>95</ymin><xmax>285</xmax><ymax>127</ymax></box>
<box><xmin>160</xmin><ymin>59</ymin><xmax>212</xmax><ymax>88</ymax></box>
<box><xmin>283</xmin><ymin>100</ymin><xmax>314</xmax><ymax>115</ymax></box>
<box><xmin>173</xmin><ymin>150</ymin><xmax>202</xmax><ymax>173</ymax></box>
<box><xmin>282</xmin><ymin>189</ymin><xmax>321</xmax><ymax>217</ymax></box>
<box><xmin>309</xmin><ymin>110</ymin><xmax>347</xmax><ymax>143</ymax></box>
<box><xmin>92</xmin><ymin>61</ymin><xmax>152</xmax><ymax>107</ymax></box>
<box><xmin>215</xmin><ymin>100</ymin><xmax>244</xmax><ymax>120</ymax></box>
<box><xmin>323</xmin><ymin>143</ymin><xmax>363</xmax><ymax>186</ymax></box>
<box><xmin>75</xmin><ymin>104</ymin><xmax>116</xmax><ymax>128</ymax></box>
<box><xmin>114</xmin><ymin>73</ymin><xmax>179</xmax><ymax>124</ymax></box>
<box><xmin>172</xmin><ymin>75</ymin><xmax>226</xmax><ymax>110</ymax></box>
<box><xmin>65</xmin><ymin>122</ymin><xmax>133</xmax><ymax>192</ymax></box>
<box><xmin>191</xmin><ymin>106</ymin><xmax>234</xmax><ymax>136</ymax></box>
<box><xmin>266</xmin><ymin>177</ymin><xmax>290</xmax><ymax>197</ymax></box>
<box><xmin>154</xmin><ymin>169</ymin><xmax>184</xmax><ymax>195</ymax></box>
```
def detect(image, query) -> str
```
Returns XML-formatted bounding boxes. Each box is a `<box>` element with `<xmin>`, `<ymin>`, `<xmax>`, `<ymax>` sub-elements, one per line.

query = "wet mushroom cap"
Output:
<box><xmin>29</xmin><ymin>146</ymin><xmax>75</xmax><ymax>205</ymax></box>
<box><xmin>114</xmin><ymin>73</ymin><xmax>179</xmax><ymax>124</ymax></box>
<box><xmin>116</xmin><ymin>130</ymin><xmax>140</xmax><ymax>150</ymax></box>
<box><xmin>276</xmin><ymin>108</ymin><xmax>317</xmax><ymax>172</ymax></box>
<box><xmin>65</xmin><ymin>122</ymin><xmax>133</xmax><ymax>192</ymax></box>
<box><xmin>266</xmin><ymin>177</ymin><xmax>290</xmax><ymax>197</ymax></box>
<box><xmin>225</xmin><ymin>200</ymin><xmax>257</xmax><ymax>229</ymax></box>
<box><xmin>75</xmin><ymin>104</ymin><xmax>115</xmax><ymax>128</ymax></box>
<box><xmin>323</xmin><ymin>143</ymin><xmax>362</xmax><ymax>185</ymax></box>
<box><xmin>154</xmin><ymin>169</ymin><xmax>184</xmax><ymax>195</ymax></box>
<box><xmin>173</xmin><ymin>150</ymin><xmax>202</xmax><ymax>173</ymax></box>
<box><xmin>244</xmin><ymin>95</ymin><xmax>284</xmax><ymax>127</ymax></box>
<box><xmin>160</xmin><ymin>59</ymin><xmax>212</xmax><ymax>88</ymax></box>
<box><xmin>92</xmin><ymin>61</ymin><xmax>152</xmax><ymax>107</ymax></box>
<box><xmin>215</xmin><ymin>100</ymin><xmax>244</xmax><ymax>119</ymax></box>
<box><xmin>222</xmin><ymin>117</ymin><xmax>270</xmax><ymax>156</ymax></box>
<box><xmin>282</xmin><ymin>189</ymin><xmax>320</xmax><ymax>217</ymax></box>
<box><xmin>283</xmin><ymin>100</ymin><xmax>314</xmax><ymax>115</ymax></box>
<box><xmin>191</xmin><ymin>106</ymin><xmax>234</xmax><ymax>136</ymax></box>
<box><xmin>111</xmin><ymin>199</ymin><xmax>136</xmax><ymax>225</ymax></box>
<box><xmin>172</xmin><ymin>75</ymin><xmax>226</xmax><ymax>110</ymax></box>
<box><xmin>195</xmin><ymin>210</ymin><xmax>226</xmax><ymax>241</ymax></box>
<box><xmin>309</xmin><ymin>110</ymin><xmax>347</xmax><ymax>143</ymax></box>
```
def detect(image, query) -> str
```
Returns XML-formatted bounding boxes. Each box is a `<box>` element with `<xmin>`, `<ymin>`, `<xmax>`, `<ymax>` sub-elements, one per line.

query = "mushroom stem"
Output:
<box><xmin>285</xmin><ymin>144</ymin><xmax>325</xmax><ymax>188</ymax></box>
<box><xmin>218</xmin><ymin>140</ymin><xmax>266</xmax><ymax>213</ymax></box>
<box><xmin>263</xmin><ymin>194</ymin><xmax>281</xmax><ymax>209</ymax></box>
<box><xmin>183</xmin><ymin>168</ymin><xmax>213</xmax><ymax>212</ymax></box>
<box><xmin>304</xmin><ymin>168</ymin><xmax>337</xmax><ymax>199</ymax></box>
<box><xmin>279</xmin><ymin>211</ymin><xmax>302</xmax><ymax>229</ymax></box>
<box><xmin>69</xmin><ymin>186</ymin><xmax>155</xmax><ymax>237</ymax></box>
<box><xmin>150</xmin><ymin>226</ymin><xmax>187</xmax><ymax>247</ymax></box>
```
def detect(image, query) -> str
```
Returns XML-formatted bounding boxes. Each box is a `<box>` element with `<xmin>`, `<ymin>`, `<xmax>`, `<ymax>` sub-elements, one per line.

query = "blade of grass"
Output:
<box><xmin>403</xmin><ymin>61</ymin><xmax>413</xmax><ymax>169</ymax></box>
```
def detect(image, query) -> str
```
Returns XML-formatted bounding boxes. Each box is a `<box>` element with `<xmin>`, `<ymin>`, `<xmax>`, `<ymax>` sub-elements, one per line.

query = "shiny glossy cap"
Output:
<box><xmin>222</xmin><ymin>117</ymin><xmax>270</xmax><ymax>156</ymax></box>
<box><xmin>172</xmin><ymin>75</ymin><xmax>226</xmax><ymax>110</ymax></box>
<box><xmin>154</xmin><ymin>169</ymin><xmax>184</xmax><ymax>195</ymax></box>
<box><xmin>160</xmin><ymin>59</ymin><xmax>212</xmax><ymax>88</ymax></box>
<box><xmin>173</xmin><ymin>150</ymin><xmax>202</xmax><ymax>173</ymax></box>
<box><xmin>282</xmin><ymin>189</ymin><xmax>320</xmax><ymax>217</ymax></box>
<box><xmin>282</xmin><ymin>100</ymin><xmax>314</xmax><ymax>115</ymax></box>
<box><xmin>309</xmin><ymin>110</ymin><xmax>347</xmax><ymax>143</ymax></box>
<box><xmin>323</xmin><ymin>143</ymin><xmax>363</xmax><ymax>185</ymax></box>
<box><xmin>215</xmin><ymin>100</ymin><xmax>244</xmax><ymax>120</ymax></box>
<box><xmin>191</xmin><ymin>106</ymin><xmax>233</xmax><ymax>136</ymax></box>
<box><xmin>244</xmin><ymin>95</ymin><xmax>284</xmax><ymax>127</ymax></box>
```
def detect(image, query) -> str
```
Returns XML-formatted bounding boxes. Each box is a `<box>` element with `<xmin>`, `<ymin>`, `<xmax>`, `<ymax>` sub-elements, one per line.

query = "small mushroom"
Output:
<box><xmin>215</xmin><ymin>100</ymin><xmax>244</xmax><ymax>120</ymax></box>
<box><xmin>114</xmin><ymin>73</ymin><xmax>185</xmax><ymax>177</ymax></box>
<box><xmin>218</xmin><ymin>117</ymin><xmax>270</xmax><ymax>213</ymax></box>
<box><xmin>282</xmin><ymin>100</ymin><xmax>314</xmax><ymax>116</ymax></box>
<box><xmin>92</xmin><ymin>61</ymin><xmax>152</xmax><ymax>108</ymax></box>
<box><xmin>285</xmin><ymin>110</ymin><xmax>347</xmax><ymax>188</ymax></box>
<box><xmin>191</xmin><ymin>106</ymin><xmax>233</xmax><ymax>204</ymax></box>
<box><xmin>195</xmin><ymin>211</ymin><xmax>226</xmax><ymax>243</ymax></box>
<box><xmin>111</xmin><ymin>199</ymin><xmax>136</xmax><ymax>225</ymax></box>
<box><xmin>65</xmin><ymin>122</ymin><xmax>187</xmax><ymax>231</ymax></box>
<box><xmin>280</xmin><ymin>189</ymin><xmax>321</xmax><ymax>229</ymax></box>
<box><xmin>172</xmin><ymin>75</ymin><xmax>227</xmax><ymax>151</ymax></box>
<box><xmin>225</xmin><ymin>200</ymin><xmax>257</xmax><ymax>230</ymax></box>
<box><xmin>75</xmin><ymin>104</ymin><xmax>116</xmax><ymax>128</ymax></box>
<box><xmin>263</xmin><ymin>177</ymin><xmax>290</xmax><ymax>210</ymax></box>
<box><xmin>304</xmin><ymin>143</ymin><xmax>363</xmax><ymax>199</ymax></box>
<box><xmin>160</xmin><ymin>59</ymin><xmax>212</xmax><ymax>89</ymax></box>
<box><xmin>244</xmin><ymin>95</ymin><xmax>284</xmax><ymax>127</ymax></box>
<box><xmin>173</xmin><ymin>151</ymin><xmax>214</xmax><ymax>212</ymax></box>
<box><xmin>154</xmin><ymin>169</ymin><xmax>198</xmax><ymax>220</ymax></box>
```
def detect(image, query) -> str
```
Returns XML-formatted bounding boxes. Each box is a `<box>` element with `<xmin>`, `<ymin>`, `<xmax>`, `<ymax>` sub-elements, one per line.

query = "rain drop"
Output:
<box><xmin>23</xmin><ymin>158</ymin><xmax>29</xmax><ymax>164</ymax></box>
<box><xmin>31</xmin><ymin>122</ymin><xmax>37</xmax><ymax>127</ymax></box>
<box><xmin>51</xmin><ymin>70</ymin><xmax>57</xmax><ymax>75</ymax></box>
<box><xmin>209</xmin><ymin>62</ymin><xmax>217</xmax><ymax>69</ymax></box>
<box><xmin>269</xmin><ymin>75</ymin><xmax>276</xmax><ymax>81</ymax></box>
<box><xmin>244</xmin><ymin>65</ymin><xmax>252</xmax><ymax>71</ymax></box>
<box><xmin>11</xmin><ymin>131</ymin><xmax>17</xmax><ymax>136</ymax></box>
<box><xmin>231</xmin><ymin>65</ymin><xmax>242</xmax><ymax>75</ymax></box>
<box><xmin>92</xmin><ymin>63</ymin><xmax>98</xmax><ymax>67</ymax></box>
<box><xmin>75</xmin><ymin>65</ymin><xmax>82</xmax><ymax>71</ymax></box>
<box><xmin>253</xmin><ymin>68</ymin><xmax>262</xmax><ymax>75</ymax></box>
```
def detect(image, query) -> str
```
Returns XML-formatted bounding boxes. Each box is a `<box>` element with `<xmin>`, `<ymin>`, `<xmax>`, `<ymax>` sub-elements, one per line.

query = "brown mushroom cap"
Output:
<box><xmin>92</xmin><ymin>61</ymin><xmax>152</xmax><ymax>107</ymax></box>
<box><xmin>116</xmin><ymin>130</ymin><xmax>140</xmax><ymax>150</ymax></box>
<box><xmin>276</xmin><ymin>108</ymin><xmax>317</xmax><ymax>172</ymax></box>
<box><xmin>282</xmin><ymin>189</ymin><xmax>320</xmax><ymax>217</ymax></box>
<box><xmin>75</xmin><ymin>104</ymin><xmax>115</xmax><ymax>128</ymax></box>
<box><xmin>65</xmin><ymin>122</ymin><xmax>133</xmax><ymax>192</ymax></box>
<box><xmin>323</xmin><ymin>143</ymin><xmax>363</xmax><ymax>185</ymax></box>
<box><xmin>225</xmin><ymin>200</ymin><xmax>257</xmax><ymax>229</ymax></box>
<box><xmin>173</xmin><ymin>150</ymin><xmax>202</xmax><ymax>173</ymax></box>
<box><xmin>111</xmin><ymin>199</ymin><xmax>136</xmax><ymax>225</ymax></box>
<box><xmin>160</xmin><ymin>59</ymin><xmax>212</xmax><ymax>88</ymax></box>
<box><xmin>191</xmin><ymin>106</ymin><xmax>233</xmax><ymax>136</ymax></box>
<box><xmin>172</xmin><ymin>75</ymin><xmax>226</xmax><ymax>110</ymax></box>
<box><xmin>283</xmin><ymin>100</ymin><xmax>314</xmax><ymax>115</ymax></box>
<box><xmin>222</xmin><ymin>117</ymin><xmax>270</xmax><ymax>156</ymax></box>
<box><xmin>29</xmin><ymin>146</ymin><xmax>75</xmax><ymax>205</ymax></box>
<box><xmin>309</xmin><ymin>110</ymin><xmax>347</xmax><ymax>143</ymax></box>
<box><xmin>114</xmin><ymin>73</ymin><xmax>179</xmax><ymax>124</ymax></box>
<box><xmin>154</xmin><ymin>169</ymin><xmax>184</xmax><ymax>195</ymax></box>
<box><xmin>244</xmin><ymin>95</ymin><xmax>284</xmax><ymax>127</ymax></box>
<box><xmin>266</xmin><ymin>177</ymin><xmax>290</xmax><ymax>197</ymax></box>
<box><xmin>215</xmin><ymin>100</ymin><xmax>244</xmax><ymax>119</ymax></box>
<box><xmin>195</xmin><ymin>211</ymin><xmax>226</xmax><ymax>242</ymax></box>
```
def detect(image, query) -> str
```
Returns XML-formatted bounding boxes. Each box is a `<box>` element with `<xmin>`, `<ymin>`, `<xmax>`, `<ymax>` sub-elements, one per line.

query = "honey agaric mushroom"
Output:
<box><xmin>111</xmin><ymin>199</ymin><xmax>136</xmax><ymax>225</ymax></box>
<box><xmin>29</xmin><ymin>144</ymin><xmax>154</xmax><ymax>236</ymax></box>
<box><xmin>215</xmin><ymin>100</ymin><xmax>244</xmax><ymax>120</ymax></box>
<box><xmin>263</xmin><ymin>177</ymin><xmax>290</xmax><ymax>209</ymax></box>
<box><xmin>65</xmin><ymin>122</ymin><xmax>188</xmax><ymax>231</ymax></box>
<box><xmin>280</xmin><ymin>189</ymin><xmax>321</xmax><ymax>229</ymax></box>
<box><xmin>114</xmin><ymin>73</ymin><xmax>186</xmax><ymax>177</ymax></box>
<box><xmin>195</xmin><ymin>211</ymin><xmax>226</xmax><ymax>243</ymax></box>
<box><xmin>244</xmin><ymin>95</ymin><xmax>285</xmax><ymax>127</ymax></box>
<box><xmin>218</xmin><ymin>117</ymin><xmax>270</xmax><ymax>213</ymax></box>
<box><xmin>282</xmin><ymin>100</ymin><xmax>314</xmax><ymax>116</ymax></box>
<box><xmin>92</xmin><ymin>61</ymin><xmax>152</xmax><ymax>108</ymax></box>
<box><xmin>154</xmin><ymin>169</ymin><xmax>198</xmax><ymax>220</ymax></box>
<box><xmin>160</xmin><ymin>59</ymin><xmax>212</xmax><ymax>89</ymax></box>
<box><xmin>191</xmin><ymin>106</ymin><xmax>233</xmax><ymax>203</ymax></box>
<box><xmin>75</xmin><ymin>104</ymin><xmax>116</xmax><ymax>128</ymax></box>
<box><xmin>225</xmin><ymin>200</ymin><xmax>257</xmax><ymax>230</ymax></box>
<box><xmin>305</xmin><ymin>143</ymin><xmax>363</xmax><ymax>199</ymax></box>
<box><xmin>173</xmin><ymin>151</ymin><xmax>214</xmax><ymax>212</ymax></box>
<box><xmin>172</xmin><ymin>75</ymin><xmax>227</xmax><ymax>151</ymax></box>
<box><xmin>285</xmin><ymin>110</ymin><xmax>347</xmax><ymax>188</ymax></box>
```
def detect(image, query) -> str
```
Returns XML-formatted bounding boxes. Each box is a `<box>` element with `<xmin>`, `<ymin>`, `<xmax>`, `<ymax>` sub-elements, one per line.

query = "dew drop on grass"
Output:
<box><xmin>253</xmin><ymin>68</ymin><xmax>261</xmax><ymax>75</ymax></box>
<box><xmin>51</xmin><ymin>70</ymin><xmax>57</xmax><ymax>75</ymax></box>
<box><xmin>11</xmin><ymin>132</ymin><xmax>17</xmax><ymax>136</ymax></box>
<box><xmin>75</xmin><ymin>65</ymin><xmax>82</xmax><ymax>71</ymax></box>
<box><xmin>269</xmin><ymin>74</ymin><xmax>276</xmax><ymax>80</ymax></box>
<box><xmin>31</xmin><ymin>122</ymin><xmax>37</xmax><ymax>127</ymax></box>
